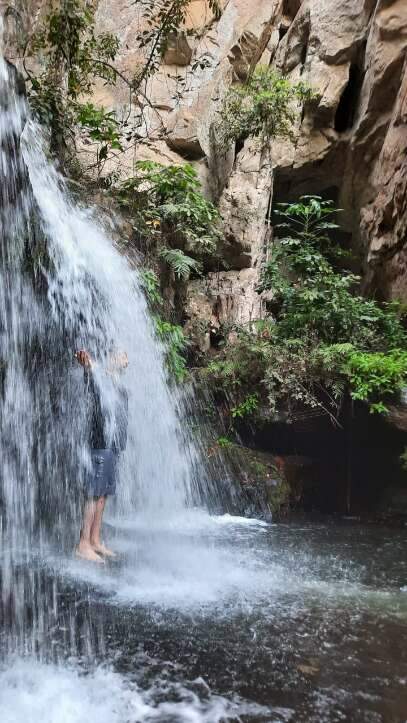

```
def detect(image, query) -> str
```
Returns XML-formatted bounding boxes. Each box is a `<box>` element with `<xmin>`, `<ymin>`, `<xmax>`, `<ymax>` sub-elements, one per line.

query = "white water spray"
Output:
<box><xmin>23</xmin><ymin>119</ymin><xmax>200</xmax><ymax>519</ymax></box>
<box><xmin>0</xmin><ymin>50</ymin><xmax>209</xmax><ymax>654</ymax></box>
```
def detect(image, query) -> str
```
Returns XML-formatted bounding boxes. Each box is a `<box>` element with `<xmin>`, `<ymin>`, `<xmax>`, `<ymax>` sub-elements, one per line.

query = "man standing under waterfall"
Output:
<box><xmin>74</xmin><ymin>349</ymin><xmax>129</xmax><ymax>563</ymax></box>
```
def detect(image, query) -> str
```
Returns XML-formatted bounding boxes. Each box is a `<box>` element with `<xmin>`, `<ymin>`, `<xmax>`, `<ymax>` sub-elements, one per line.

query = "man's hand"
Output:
<box><xmin>74</xmin><ymin>350</ymin><xmax>92</xmax><ymax>368</ymax></box>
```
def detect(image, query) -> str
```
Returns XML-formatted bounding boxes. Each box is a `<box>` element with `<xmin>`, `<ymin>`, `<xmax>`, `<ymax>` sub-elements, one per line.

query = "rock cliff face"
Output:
<box><xmin>3</xmin><ymin>1</ymin><xmax>407</xmax><ymax>344</ymax></box>
<box><xmin>91</xmin><ymin>0</ymin><xmax>407</xmax><ymax>346</ymax></box>
<box><xmin>2</xmin><ymin>0</ymin><xmax>406</xmax><ymax>515</ymax></box>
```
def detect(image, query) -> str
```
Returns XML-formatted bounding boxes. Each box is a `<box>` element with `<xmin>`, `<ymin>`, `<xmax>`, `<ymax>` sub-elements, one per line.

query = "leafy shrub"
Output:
<box><xmin>75</xmin><ymin>103</ymin><xmax>123</xmax><ymax>155</ymax></box>
<box><xmin>231</xmin><ymin>394</ymin><xmax>259</xmax><ymax>419</ymax></box>
<box><xmin>139</xmin><ymin>268</ymin><xmax>188</xmax><ymax>383</ymax></box>
<box><xmin>260</xmin><ymin>197</ymin><xmax>405</xmax><ymax>350</ymax></box>
<box><xmin>159</xmin><ymin>248</ymin><xmax>202</xmax><ymax>280</ymax></box>
<box><xmin>218</xmin><ymin>67</ymin><xmax>313</xmax><ymax>149</ymax></box>
<box><xmin>203</xmin><ymin>197</ymin><xmax>407</xmax><ymax>421</ymax></box>
<box><xmin>343</xmin><ymin>349</ymin><xmax>407</xmax><ymax>413</ymax></box>
<box><xmin>119</xmin><ymin>161</ymin><xmax>221</xmax><ymax>253</ymax></box>
<box><xmin>117</xmin><ymin>161</ymin><xmax>222</xmax><ymax>274</ymax></box>
<box><xmin>27</xmin><ymin>0</ymin><xmax>120</xmax><ymax>160</ymax></box>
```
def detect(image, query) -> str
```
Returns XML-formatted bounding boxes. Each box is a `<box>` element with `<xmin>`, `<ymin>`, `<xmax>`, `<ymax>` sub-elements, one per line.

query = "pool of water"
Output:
<box><xmin>1</xmin><ymin>513</ymin><xmax>407</xmax><ymax>722</ymax></box>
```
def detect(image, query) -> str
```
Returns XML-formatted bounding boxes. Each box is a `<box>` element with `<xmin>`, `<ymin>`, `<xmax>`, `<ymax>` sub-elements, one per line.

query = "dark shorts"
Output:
<box><xmin>85</xmin><ymin>449</ymin><xmax>118</xmax><ymax>498</ymax></box>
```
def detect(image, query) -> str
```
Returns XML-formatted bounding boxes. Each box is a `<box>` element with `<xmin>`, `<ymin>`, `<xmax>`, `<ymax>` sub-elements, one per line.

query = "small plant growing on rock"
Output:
<box><xmin>218</xmin><ymin>66</ymin><xmax>313</xmax><ymax>149</ymax></box>
<box><xmin>231</xmin><ymin>394</ymin><xmax>259</xmax><ymax>419</ymax></box>
<box><xmin>159</xmin><ymin>248</ymin><xmax>202</xmax><ymax>280</ymax></box>
<box><xmin>117</xmin><ymin>161</ymin><xmax>222</xmax><ymax>273</ymax></box>
<box><xmin>26</xmin><ymin>0</ymin><xmax>121</xmax><ymax>161</ymax></box>
<box><xmin>139</xmin><ymin>268</ymin><xmax>189</xmax><ymax>383</ymax></box>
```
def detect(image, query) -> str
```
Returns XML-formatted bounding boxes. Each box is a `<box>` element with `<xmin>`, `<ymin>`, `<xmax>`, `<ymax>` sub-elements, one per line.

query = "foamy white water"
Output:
<box><xmin>0</xmin><ymin>658</ymin><xmax>270</xmax><ymax>723</ymax></box>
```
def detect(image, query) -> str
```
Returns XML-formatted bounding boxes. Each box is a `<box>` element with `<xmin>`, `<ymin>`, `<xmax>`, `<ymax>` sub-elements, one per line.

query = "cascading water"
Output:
<box><xmin>23</xmin><ymin>114</ymin><xmax>200</xmax><ymax>521</ymax></box>
<box><xmin>2</xmin><ymin>24</ymin><xmax>407</xmax><ymax>723</ymax></box>
<box><xmin>0</xmin><ymin>47</ymin><xmax>210</xmax><ymax>657</ymax></box>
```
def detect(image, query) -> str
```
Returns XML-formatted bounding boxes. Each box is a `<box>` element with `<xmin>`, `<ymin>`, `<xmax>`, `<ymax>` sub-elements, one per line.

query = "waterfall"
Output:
<box><xmin>0</xmin><ymin>51</ymin><xmax>208</xmax><ymax>655</ymax></box>
<box><xmin>23</xmin><ymin>117</ymin><xmax>199</xmax><ymax>521</ymax></box>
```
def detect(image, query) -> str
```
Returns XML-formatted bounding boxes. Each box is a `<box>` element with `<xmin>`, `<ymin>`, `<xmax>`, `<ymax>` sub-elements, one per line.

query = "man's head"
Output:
<box><xmin>75</xmin><ymin>350</ymin><xmax>92</xmax><ymax>368</ymax></box>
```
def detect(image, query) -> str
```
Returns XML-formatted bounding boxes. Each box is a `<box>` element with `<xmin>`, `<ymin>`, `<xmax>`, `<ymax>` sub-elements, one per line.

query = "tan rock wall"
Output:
<box><xmin>90</xmin><ymin>0</ymin><xmax>407</xmax><ymax>340</ymax></box>
<box><xmin>3</xmin><ymin>0</ymin><xmax>406</xmax><ymax>342</ymax></box>
<box><xmin>269</xmin><ymin>0</ymin><xmax>407</xmax><ymax>301</ymax></box>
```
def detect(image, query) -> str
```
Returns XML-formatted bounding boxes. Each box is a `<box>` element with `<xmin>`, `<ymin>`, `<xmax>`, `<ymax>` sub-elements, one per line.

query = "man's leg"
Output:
<box><xmin>77</xmin><ymin>498</ymin><xmax>104</xmax><ymax>562</ymax></box>
<box><xmin>90</xmin><ymin>496</ymin><xmax>116</xmax><ymax>557</ymax></box>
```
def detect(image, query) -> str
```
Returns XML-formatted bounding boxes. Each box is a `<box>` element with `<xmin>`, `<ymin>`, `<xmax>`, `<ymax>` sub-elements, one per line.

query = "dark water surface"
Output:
<box><xmin>1</xmin><ymin>514</ymin><xmax>407</xmax><ymax>722</ymax></box>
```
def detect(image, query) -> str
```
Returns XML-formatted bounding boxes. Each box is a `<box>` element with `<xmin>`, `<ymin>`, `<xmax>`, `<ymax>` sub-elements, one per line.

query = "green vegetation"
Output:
<box><xmin>140</xmin><ymin>268</ymin><xmax>188</xmax><ymax>382</ymax></box>
<box><xmin>27</xmin><ymin>0</ymin><xmax>121</xmax><ymax>161</ymax></box>
<box><xmin>216</xmin><ymin>436</ymin><xmax>234</xmax><ymax>449</ymax></box>
<box><xmin>218</xmin><ymin>67</ymin><xmax>313</xmax><ymax>149</ymax></box>
<box><xmin>75</xmin><ymin>103</ymin><xmax>123</xmax><ymax>169</ymax></box>
<box><xmin>259</xmin><ymin>198</ymin><xmax>404</xmax><ymax>348</ymax></box>
<box><xmin>231</xmin><ymin>394</ymin><xmax>259</xmax><ymax>419</ymax></box>
<box><xmin>159</xmin><ymin>249</ymin><xmax>202</xmax><ymax>280</ymax></box>
<box><xmin>117</xmin><ymin>161</ymin><xmax>222</xmax><ymax>276</ymax></box>
<box><xmin>203</xmin><ymin>197</ymin><xmax>407</xmax><ymax>423</ymax></box>
<box><xmin>343</xmin><ymin>349</ymin><xmax>407</xmax><ymax>414</ymax></box>
<box><xmin>24</xmin><ymin>0</ymin><xmax>222</xmax><ymax>171</ymax></box>
<box><xmin>155</xmin><ymin>316</ymin><xmax>189</xmax><ymax>382</ymax></box>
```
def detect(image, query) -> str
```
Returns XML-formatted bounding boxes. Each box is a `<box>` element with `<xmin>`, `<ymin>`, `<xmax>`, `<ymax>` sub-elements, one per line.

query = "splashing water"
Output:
<box><xmin>23</xmin><ymin>117</ymin><xmax>199</xmax><ymax>519</ymax></box>
<box><xmin>0</xmin><ymin>49</ymin><xmax>210</xmax><ymax>655</ymax></box>
<box><xmin>0</xmin><ymin>657</ymin><xmax>271</xmax><ymax>723</ymax></box>
<box><xmin>0</xmin><ymin>47</ymin><xmax>268</xmax><ymax>720</ymax></box>
<box><xmin>1</xmin><ymin>41</ymin><xmax>407</xmax><ymax>723</ymax></box>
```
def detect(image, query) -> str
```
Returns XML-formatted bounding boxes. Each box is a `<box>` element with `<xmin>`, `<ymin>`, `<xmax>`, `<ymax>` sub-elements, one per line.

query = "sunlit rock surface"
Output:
<box><xmin>94</xmin><ymin>0</ymin><xmax>407</xmax><ymax>342</ymax></box>
<box><xmin>4</xmin><ymin>0</ymin><xmax>407</xmax><ymax>337</ymax></box>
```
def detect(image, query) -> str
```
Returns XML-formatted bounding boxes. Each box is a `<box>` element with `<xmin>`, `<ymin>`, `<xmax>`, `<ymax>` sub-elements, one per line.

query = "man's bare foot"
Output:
<box><xmin>76</xmin><ymin>543</ymin><xmax>105</xmax><ymax>563</ymax></box>
<box><xmin>91</xmin><ymin>542</ymin><xmax>117</xmax><ymax>558</ymax></box>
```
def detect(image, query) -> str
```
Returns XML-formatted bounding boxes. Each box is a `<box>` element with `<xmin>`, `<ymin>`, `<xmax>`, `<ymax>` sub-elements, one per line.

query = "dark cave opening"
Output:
<box><xmin>234</xmin><ymin>136</ymin><xmax>245</xmax><ymax>160</ymax></box>
<box><xmin>238</xmin><ymin>404</ymin><xmax>407</xmax><ymax>518</ymax></box>
<box><xmin>272</xmin><ymin>174</ymin><xmax>341</xmax><ymax>208</ymax></box>
<box><xmin>279</xmin><ymin>24</ymin><xmax>288</xmax><ymax>41</ymax></box>
<box><xmin>282</xmin><ymin>0</ymin><xmax>302</xmax><ymax>21</ymax></box>
<box><xmin>334</xmin><ymin>64</ymin><xmax>362</xmax><ymax>133</ymax></box>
